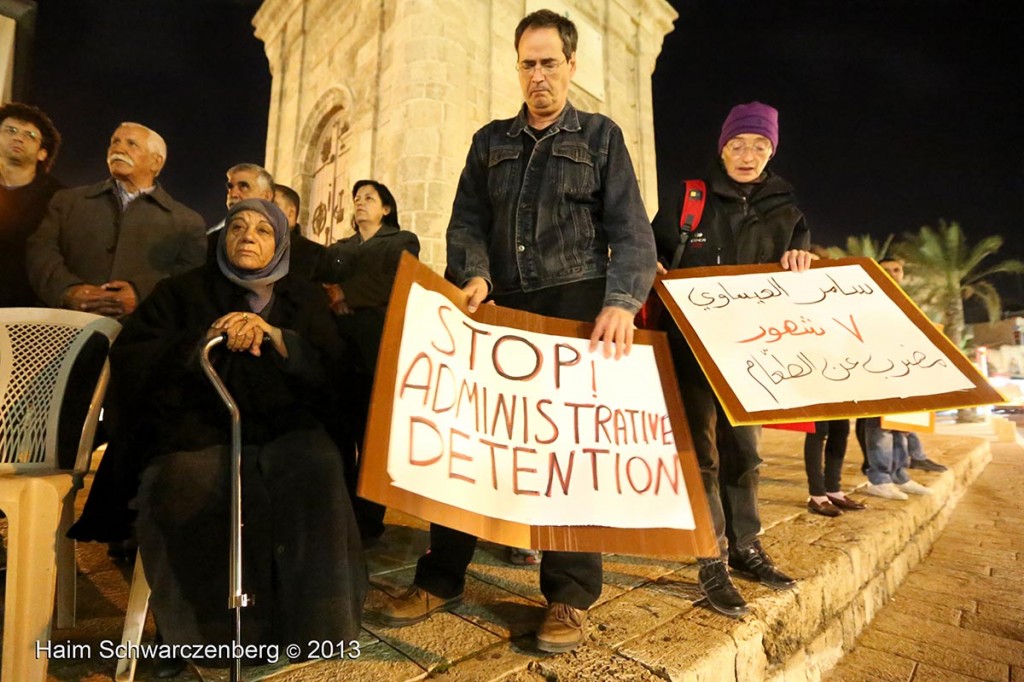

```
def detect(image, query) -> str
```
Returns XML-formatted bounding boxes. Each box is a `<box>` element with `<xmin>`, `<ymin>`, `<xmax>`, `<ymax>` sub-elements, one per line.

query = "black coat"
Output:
<box><xmin>653</xmin><ymin>161</ymin><xmax>811</xmax><ymax>381</ymax></box>
<box><xmin>325</xmin><ymin>225</ymin><xmax>420</xmax><ymax>372</ymax></box>
<box><xmin>653</xmin><ymin>161</ymin><xmax>810</xmax><ymax>268</ymax></box>
<box><xmin>289</xmin><ymin>224</ymin><xmax>329</xmax><ymax>282</ymax></box>
<box><xmin>109</xmin><ymin>264</ymin><xmax>344</xmax><ymax>459</ymax></box>
<box><xmin>0</xmin><ymin>173</ymin><xmax>62</xmax><ymax>306</ymax></box>
<box><xmin>70</xmin><ymin>263</ymin><xmax>345</xmax><ymax>541</ymax></box>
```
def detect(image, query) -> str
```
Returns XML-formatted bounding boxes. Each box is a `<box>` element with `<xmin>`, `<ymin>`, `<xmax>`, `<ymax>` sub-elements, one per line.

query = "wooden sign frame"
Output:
<box><xmin>359</xmin><ymin>253</ymin><xmax>719</xmax><ymax>558</ymax></box>
<box><xmin>655</xmin><ymin>257</ymin><xmax>1004</xmax><ymax>425</ymax></box>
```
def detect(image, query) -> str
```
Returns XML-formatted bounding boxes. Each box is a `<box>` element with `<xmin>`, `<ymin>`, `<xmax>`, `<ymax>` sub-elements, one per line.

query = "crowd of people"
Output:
<box><xmin>0</xmin><ymin>7</ymin><xmax>946</xmax><ymax>671</ymax></box>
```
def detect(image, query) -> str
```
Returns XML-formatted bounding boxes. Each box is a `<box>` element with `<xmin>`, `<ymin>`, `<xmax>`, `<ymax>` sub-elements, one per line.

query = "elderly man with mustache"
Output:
<box><xmin>27</xmin><ymin>121</ymin><xmax>205</xmax><ymax>317</ymax></box>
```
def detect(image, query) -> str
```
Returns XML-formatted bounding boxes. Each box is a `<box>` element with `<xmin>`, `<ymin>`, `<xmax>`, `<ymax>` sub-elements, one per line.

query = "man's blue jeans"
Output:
<box><xmin>894</xmin><ymin>431</ymin><xmax>925</xmax><ymax>462</ymax></box>
<box><xmin>863</xmin><ymin>417</ymin><xmax>910</xmax><ymax>485</ymax></box>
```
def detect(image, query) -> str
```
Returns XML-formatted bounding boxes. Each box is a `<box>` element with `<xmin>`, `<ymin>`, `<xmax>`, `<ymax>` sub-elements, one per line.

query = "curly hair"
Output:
<box><xmin>0</xmin><ymin>102</ymin><xmax>62</xmax><ymax>173</ymax></box>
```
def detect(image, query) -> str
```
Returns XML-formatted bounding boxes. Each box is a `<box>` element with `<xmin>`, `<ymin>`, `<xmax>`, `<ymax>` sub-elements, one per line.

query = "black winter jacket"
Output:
<box><xmin>653</xmin><ymin>161</ymin><xmax>809</xmax><ymax>268</ymax></box>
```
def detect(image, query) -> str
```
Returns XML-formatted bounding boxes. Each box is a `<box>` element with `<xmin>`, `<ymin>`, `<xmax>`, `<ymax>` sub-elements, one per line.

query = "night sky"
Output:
<box><xmin>25</xmin><ymin>0</ymin><xmax>1024</xmax><ymax>288</ymax></box>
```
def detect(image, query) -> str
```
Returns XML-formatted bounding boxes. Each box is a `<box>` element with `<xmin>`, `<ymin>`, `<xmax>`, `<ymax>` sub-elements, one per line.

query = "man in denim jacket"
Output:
<box><xmin>377</xmin><ymin>8</ymin><xmax>656</xmax><ymax>654</ymax></box>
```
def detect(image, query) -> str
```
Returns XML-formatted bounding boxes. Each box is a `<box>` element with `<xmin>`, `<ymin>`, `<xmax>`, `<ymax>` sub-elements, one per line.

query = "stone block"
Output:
<box><xmin>959</xmin><ymin>611</ymin><xmax>1024</xmax><ymax>647</ymax></box>
<box><xmin>588</xmin><ymin>588</ymin><xmax>688</xmax><ymax>649</ymax></box>
<box><xmin>858</xmin><ymin>628</ymin><xmax>1007</xmax><ymax>681</ymax></box>
<box><xmin>363</xmin><ymin>610</ymin><xmax>500</xmax><ymax>671</ymax></box>
<box><xmin>401</xmin><ymin>129</ymin><xmax>441</xmax><ymax>157</ymax></box>
<box><xmin>424</xmin><ymin>643</ymin><xmax>534</xmax><ymax>681</ymax></box>
<box><xmin>914</xmin><ymin>662</ymin><xmax>1000</xmax><ymax>682</ymax></box>
<box><xmin>527</xmin><ymin>646</ymin><xmax>668</xmax><ymax>681</ymax></box>
<box><xmin>804</xmin><ymin>617</ymin><xmax>845</xmax><ymax>681</ymax></box>
<box><xmin>887</xmin><ymin>592</ymin><xmax>961</xmax><ymax>626</ymax></box>
<box><xmin>901</xmin><ymin>571</ymin><xmax>1024</xmax><ymax>611</ymax></box>
<box><xmin>257</xmin><ymin>642</ymin><xmax>426</xmax><ymax>682</ymax></box>
<box><xmin>618</xmin><ymin>616</ymin><xmax>737</xmax><ymax>681</ymax></box>
<box><xmin>821</xmin><ymin>645</ymin><xmax>915</xmax><ymax>681</ymax></box>
<box><xmin>872</xmin><ymin>610</ymin><xmax>1024</xmax><ymax>667</ymax></box>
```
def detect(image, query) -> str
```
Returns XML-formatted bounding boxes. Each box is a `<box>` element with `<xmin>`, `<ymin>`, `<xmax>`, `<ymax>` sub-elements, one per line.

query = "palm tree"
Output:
<box><xmin>895</xmin><ymin>220</ymin><xmax>1024</xmax><ymax>349</ymax></box>
<box><xmin>826</xmin><ymin>234</ymin><xmax>894</xmax><ymax>260</ymax></box>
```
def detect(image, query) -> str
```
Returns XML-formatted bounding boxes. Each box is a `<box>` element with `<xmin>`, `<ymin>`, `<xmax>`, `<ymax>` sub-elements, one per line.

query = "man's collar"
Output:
<box><xmin>507</xmin><ymin>101</ymin><xmax>580</xmax><ymax>138</ymax></box>
<box><xmin>86</xmin><ymin>178</ymin><xmax>175</xmax><ymax>211</ymax></box>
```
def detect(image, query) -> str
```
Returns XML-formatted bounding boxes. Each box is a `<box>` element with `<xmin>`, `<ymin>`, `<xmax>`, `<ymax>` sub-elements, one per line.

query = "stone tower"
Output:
<box><xmin>253</xmin><ymin>0</ymin><xmax>677</xmax><ymax>273</ymax></box>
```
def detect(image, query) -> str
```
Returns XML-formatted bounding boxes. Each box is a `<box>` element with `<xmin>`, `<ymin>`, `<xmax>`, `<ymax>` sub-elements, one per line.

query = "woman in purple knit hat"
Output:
<box><xmin>652</xmin><ymin>101</ymin><xmax>816</xmax><ymax>619</ymax></box>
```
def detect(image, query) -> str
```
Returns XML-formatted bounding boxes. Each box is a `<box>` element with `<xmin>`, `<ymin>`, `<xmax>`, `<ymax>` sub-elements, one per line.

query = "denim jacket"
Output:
<box><xmin>446</xmin><ymin>102</ymin><xmax>656</xmax><ymax>313</ymax></box>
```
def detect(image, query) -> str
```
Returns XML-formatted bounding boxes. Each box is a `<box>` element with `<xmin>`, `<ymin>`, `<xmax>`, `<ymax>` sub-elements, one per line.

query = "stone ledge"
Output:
<box><xmin>35</xmin><ymin>431</ymin><xmax>991</xmax><ymax>682</ymax></box>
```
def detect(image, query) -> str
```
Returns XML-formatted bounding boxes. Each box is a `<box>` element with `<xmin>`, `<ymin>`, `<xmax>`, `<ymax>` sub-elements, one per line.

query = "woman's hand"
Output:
<box><xmin>209</xmin><ymin>311</ymin><xmax>287</xmax><ymax>358</ymax></box>
<box><xmin>779</xmin><ymin>249</ymin><xmax>818</xmax><ymax>272</ymax></box>
<box><xmin>323</xmin><ymin>283</ymin><xmax>353</xmax><ymax>315</ymax></box>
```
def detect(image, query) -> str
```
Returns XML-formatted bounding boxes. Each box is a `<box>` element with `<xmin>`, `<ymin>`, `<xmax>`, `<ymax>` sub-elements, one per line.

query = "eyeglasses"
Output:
<box><xmin>515</xmin><ymin>58</ymin><xmax>566</xmax><ymax>76</ymax></box>
<box><xmin>724</xmin><ymin>140</ymin><xmax>773</xmax><ymax>157</ymax></box>
<box><xmin>1</xmin><ymin>124</ymin><xmax>41</xmax><ymax>142</ymax></box>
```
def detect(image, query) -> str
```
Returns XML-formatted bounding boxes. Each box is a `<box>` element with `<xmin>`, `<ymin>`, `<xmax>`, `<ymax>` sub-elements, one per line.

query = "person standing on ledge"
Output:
<box><xmin>653</xmin><ymin>101</ymin><xmax>812</xmax><ymax>618</ymax></box>
<box><xmin>374</xmin><ymin>9</ymin><xmax>656</xmax><ymax>654</ymax></box>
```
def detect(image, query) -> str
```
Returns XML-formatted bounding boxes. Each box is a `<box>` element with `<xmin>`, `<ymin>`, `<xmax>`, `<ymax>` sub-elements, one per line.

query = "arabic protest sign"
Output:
<box><xmin>656</xmin><ymin>258</ymin><xmax>1003</xmax><ymax>425</ymax></box>
<box><xmin>359</xmin><ymin>254</ymin><xmax>718</xmax><ymax>557</ymax></box>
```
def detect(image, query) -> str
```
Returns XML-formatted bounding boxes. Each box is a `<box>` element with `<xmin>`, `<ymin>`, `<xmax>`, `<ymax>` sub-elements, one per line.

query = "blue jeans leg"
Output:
<box><xmin>864</xmin><ymin>418</ymin><xmax>896</xmax><ymax>485</ymax></box>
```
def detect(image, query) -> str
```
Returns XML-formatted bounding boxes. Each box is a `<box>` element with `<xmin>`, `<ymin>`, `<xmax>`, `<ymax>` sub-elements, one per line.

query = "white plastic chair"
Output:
<box><xmin>0</xmin><ymin>308</ymin><xmax>121</xmax><ymax>682</ymax></box>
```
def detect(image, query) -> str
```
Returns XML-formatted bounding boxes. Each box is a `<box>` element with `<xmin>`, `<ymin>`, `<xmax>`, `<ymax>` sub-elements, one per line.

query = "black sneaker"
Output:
<box><xmin>909</xmin><ymin>457</ymin><xmax>948</xmax><ymax>472</ymax></box>
<box><xmin>697</xmin><ymin>560</ymin><xmax>749</xmax><ymax>618</ymax></box>
<box><xmin>728</xmin><ymin>542</ymin><xmax>797</xmax><ymax>590</ymax></box>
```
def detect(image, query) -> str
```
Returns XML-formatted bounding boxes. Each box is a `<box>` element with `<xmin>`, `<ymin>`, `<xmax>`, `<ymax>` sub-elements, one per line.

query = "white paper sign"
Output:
<box><xmin>386</xmin><ymin>283</ymin><xmax>694</xmax><ymax>530</ymax></box>
<box><xmin>661</xmin><ymin>265</ymin><xmax>975</xmax><ymax>413</ymax></box>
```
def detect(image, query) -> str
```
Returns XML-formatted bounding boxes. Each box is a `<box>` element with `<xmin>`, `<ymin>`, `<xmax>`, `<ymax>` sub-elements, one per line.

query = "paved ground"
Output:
<box><xmin>1</xmin><ymin>419</ymin><xmax>1018</xmax><ymax>681</ymax></box>
<box><xmin>825</xmin><ymin>440</ymin><xmax>1024</xmax><ymax>682</ymax></box>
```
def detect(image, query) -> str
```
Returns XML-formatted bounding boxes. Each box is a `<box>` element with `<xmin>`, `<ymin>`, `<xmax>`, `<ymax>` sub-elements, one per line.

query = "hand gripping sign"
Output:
<box><xmin>359</xmin><ymin>254</ymin><xmax>718</xmax><ymax>557</ymax></box>
<box><xmin>655</xmin><ymin>257</ymin><xmax>1003</xmax><ymax>425</ymax></box>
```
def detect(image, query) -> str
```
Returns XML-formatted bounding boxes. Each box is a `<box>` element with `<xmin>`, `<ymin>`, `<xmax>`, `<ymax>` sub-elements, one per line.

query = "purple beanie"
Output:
<box><xmin>718</xmin><ymin>101</ymin><xmax>779</xmax><ymax>154</ymax></box>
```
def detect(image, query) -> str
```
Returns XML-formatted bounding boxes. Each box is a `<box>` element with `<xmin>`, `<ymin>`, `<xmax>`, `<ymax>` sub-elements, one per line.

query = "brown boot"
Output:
<box><xmin>536</xmin><ymin>602</ymin><xmax>587</xmax><ymax>653</ymax></box>
<box><xmin>375</xmin><ymin>586</ymin><xmax>462</xmax><ymax>627</ymax></box>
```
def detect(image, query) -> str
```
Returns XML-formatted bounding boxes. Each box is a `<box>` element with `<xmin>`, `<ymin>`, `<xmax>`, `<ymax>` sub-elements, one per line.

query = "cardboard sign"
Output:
<box><xmin>656</xmin><ymin>258</ymin><xmax>1004</xmax><ymax>425</ymax></box>
<box><xmin>881</xmin><ymin>411</ymin><xmax>936</xmax><ymax>433</ymax></box>
<box><xmin>359</xmin><ymin>254</ymin><xmax>718</xmax><ymax>557</ymax></box>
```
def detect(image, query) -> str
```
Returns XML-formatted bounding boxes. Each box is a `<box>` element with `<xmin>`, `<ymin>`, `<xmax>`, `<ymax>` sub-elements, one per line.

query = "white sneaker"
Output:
<box><xmin>864</xmin><ymin>482</ymin><xmax>909</xmax><ymax>500</ymax></box>
<box><xmin>897</xmin><ymin>480</ymin><xmax>934</xmax><ymax>496</ymax></box>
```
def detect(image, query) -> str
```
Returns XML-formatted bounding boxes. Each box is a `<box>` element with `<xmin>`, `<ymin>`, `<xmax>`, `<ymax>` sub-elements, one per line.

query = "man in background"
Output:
<box><xmin>0</xmin><ymin>102</ymin><xmax>63</xmax><ymax>307</ymax></box>
<box><xmin>27</xmin><ymin>122</ymin><xmax>205</xmax><ymax>317</ymax></box>
<box><xmin>274</xmin><ymin>183</ymin><xmax>327</xmax><ymax>282</ymax></box>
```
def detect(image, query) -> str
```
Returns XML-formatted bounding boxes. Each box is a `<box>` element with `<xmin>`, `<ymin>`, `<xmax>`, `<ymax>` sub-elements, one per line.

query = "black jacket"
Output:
<box><xmin>70</xmin><ymin>263</ymin><xmax>346</xmax><ymax>542</ymax></box>
<box><xmin>653</xmin><ymin>161</ymin><xmax>809</xmax><ymax>268</ymax></box>
<box><xmin>109</xmin><ymin>264</ymin><xmax>344</xmax><ymax>460</ymax></box>
<box><xmin>0</xmin><ymin>173</ymin><xmax>63</xmax><ymax>306</ymax></box>
<box><xmin>324</xmin><ymin>225</ymin><xmax>420</xmax><ymax>373</ymax></box>
<box><xmin>290</xmin><ymin>224</ymin><xmax>329</xmax><ymax>282</ymax></box>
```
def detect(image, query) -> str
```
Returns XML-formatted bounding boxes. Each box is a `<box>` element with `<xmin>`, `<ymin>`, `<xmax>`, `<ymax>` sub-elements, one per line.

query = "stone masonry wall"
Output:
<box><xmin>253</xmin><ymin>0</ymin><xmax>677</xmax><ymax>273</ymax></box>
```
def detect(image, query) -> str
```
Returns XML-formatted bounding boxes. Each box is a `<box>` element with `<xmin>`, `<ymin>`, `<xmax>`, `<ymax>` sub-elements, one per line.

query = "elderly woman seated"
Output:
<box><xmin>111</xmin><ymin>198</ymin><xmax>366</xmax><ymax>658</ymax></box>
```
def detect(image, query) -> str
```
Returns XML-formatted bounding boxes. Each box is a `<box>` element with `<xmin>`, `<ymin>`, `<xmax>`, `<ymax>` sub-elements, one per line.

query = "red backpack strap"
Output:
<box><xmin>668</xmin><ymin>179</ymin><xmax>706</xmax><ymax>270</ymax></box>
<box><xmin>679</xmin><ymin>179</ymin><xmax>706</xmax><ymax>232</ymax></box>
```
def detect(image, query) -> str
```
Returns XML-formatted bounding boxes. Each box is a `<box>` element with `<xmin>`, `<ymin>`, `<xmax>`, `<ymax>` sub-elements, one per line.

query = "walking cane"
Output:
<box><xmin>199</xmin><ymin>333</ymin><xmax>251</xmax><ymax>682</ymax></box>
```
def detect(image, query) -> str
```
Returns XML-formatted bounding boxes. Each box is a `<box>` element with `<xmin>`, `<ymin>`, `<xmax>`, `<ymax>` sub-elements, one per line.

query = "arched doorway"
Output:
<box><xmin>306</xmin><ymin>107</ymin><xmax>354</xmax><ymax>246</ymax></box>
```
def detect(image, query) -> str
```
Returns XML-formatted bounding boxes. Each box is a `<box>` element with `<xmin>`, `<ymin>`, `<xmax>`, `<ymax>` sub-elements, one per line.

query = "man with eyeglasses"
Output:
<box><xmin>652</xmin><ymin>102</ymin><xmax>813</xmax><ymax>618</ymax></box>
<box><xmin>0</xmin><ymin>102</ymin><xmax>64</xmax><ymax>307</ymax></box>
<box><xmin>376</xmin><ymin>9</ymin><xmax>656</xmax><ymax>654</ymax></box>
<box><xmin>27</xmin><ymin>122</ymin><xmax>205</xmax><ymax>317</ymax></box>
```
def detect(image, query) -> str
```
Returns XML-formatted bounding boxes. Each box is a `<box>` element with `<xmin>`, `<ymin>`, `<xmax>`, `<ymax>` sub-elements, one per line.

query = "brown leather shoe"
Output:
<box><xmin>826</xmin><ymin>494</ymin><xmax>867</xmax><ymax>511</ymax></box>
<box><xmin>537</xmin><ymin>602</ymin><xmax>588</xmax><ymax>653</ymax></box>
<box><xmin>807</xmin><ymin>498</ymin><xmax>842</xmax><ymax>517</ymax></box>
<box><xmin>375</xmin><ymin>586</ymin><xmax>462</xmax><ymax>627</ymax></box>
